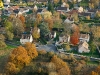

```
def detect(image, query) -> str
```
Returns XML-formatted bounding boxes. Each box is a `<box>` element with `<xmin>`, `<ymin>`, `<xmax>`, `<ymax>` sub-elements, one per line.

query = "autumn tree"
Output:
<box><xmin>65</xmin><ymin>44</ymin><xmax>70</xmax><ymax>51</ymax></box>
<box><xmin>12</xmin><ymin>17</ymin><xmax>24</xmax><ymax>36</ymax></box>
<box><xmin>78</xmin><ymin>23</ymin><xmax>83</xmax><ymax>32</ymax></box>
<box><xmin>89</xmin><ymin>66</ymin><xmax>100</xmax><ymax>75</ymax></box>
<box><xmin>89</xmin><ymin>71</ymin><xmax>98</xmax><ymax>75</ymax></box>
<box><xmin>91</xmin><ymin>25</ymin><xmax>100</xmax><ymax>39</ymax></box>
<box><xmin>72</xmin><ymin>12</ymin><xmax>79</xmax><ymax>23</ymax></box>
<box><xmin>19</xmin><ymin>15</ymin><xmax>26</xmax><ymax>27</ymax></box>
<box><xmin>45</xmin><ymin>18</ymin><xmax>53</xmax><ymax>31</ymax></box>
<box><xmin>95</xmin><ymin>11</ymin><xmax>100</xmax><ymax>18</ymax></box>
<box><xmin>53</xmin><ymin>19</ymin><xmax>63</xmax><ymax>31</ymax></box>
<box><xmin>70</xmin><ymin>32</ymin><xmax>79</xmax><ymax>45</ymax></box>
<box><xmin>42</xmin><ymin>11</ymin><xmax>52</xmax><ymax>19</ymax></box>
<box><xmin>5</xmin><ymin>62</ymin><xmax>20</xmax><ymax>75</ymax></box>
<box><xmin>0</xmin><ymin>34</ymin><xmax>6</xmax><ymax>48</ymax></box>
<box><xmin>7</xmin><ymin>46</ymin><xmax>30</xmax><ymax>72</ymax></box>
<box><xmin>51</xmin><ymin>55</ymin><xmax>71</xmax><ymax>75</ymax></box>
<box><xmin>36</xmin><ymin>14</ymin><xmax>42</xmax><ymax>25</ymax></box>
<box><xmin>71</xmin><ymin>24</ymin><xmax>80</xmax><ymax>34</ymax></box>
<box><xmin>24</xmin><ymin>42</ymin><xmax>38</xmax><ymax>59</ymax></box>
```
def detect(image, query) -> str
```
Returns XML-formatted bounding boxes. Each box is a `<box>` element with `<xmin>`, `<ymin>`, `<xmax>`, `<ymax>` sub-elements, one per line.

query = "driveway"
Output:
<box><xmin>37</xmin><ymin>44</ymin><xmax>57</xmax><ymax>52</ymax></box>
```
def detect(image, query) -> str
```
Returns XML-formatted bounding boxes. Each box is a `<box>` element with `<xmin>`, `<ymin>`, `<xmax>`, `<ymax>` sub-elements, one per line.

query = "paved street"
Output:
<box><xmin>37</xmin><ymin>44</ymin><xmax>57</xmax><ymax>52</ymax></box>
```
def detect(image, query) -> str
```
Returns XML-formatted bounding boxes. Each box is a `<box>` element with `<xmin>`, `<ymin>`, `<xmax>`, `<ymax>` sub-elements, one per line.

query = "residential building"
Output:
<box><xmin>78</xmin><ymin>41</ymin><xmax>90</xmax><ymax>53</ymax></box>
<box><xmin>79</xmin><ymin>34</ymin><xmax>90</xmax><ymax>42</ymax></box>
<box><xmin>20</xmin><ymin>34</ymin><xmax>33</xmax><ymax>44</ymax></box>
<box><xmin>49</xmin><ymin>31</ymin><xmax>56</xmax><ymax>39</ymax></box>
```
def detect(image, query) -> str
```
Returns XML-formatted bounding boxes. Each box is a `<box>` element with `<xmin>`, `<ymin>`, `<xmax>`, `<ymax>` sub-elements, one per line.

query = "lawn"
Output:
<box><xmin>65</xmin><ymin>49</ymin><xmax>100</xmax><ymax>58</ymax></box>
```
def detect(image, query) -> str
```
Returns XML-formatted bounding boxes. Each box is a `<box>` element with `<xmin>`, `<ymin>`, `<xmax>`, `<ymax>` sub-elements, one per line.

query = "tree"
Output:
<box><xmin>48</xmin><ymin>2</ymin><xmax>54</xmax><ymax>13</ymax></box>
<box><xmin>0</xmin><ymin>34</ymin><xmax>5</xmax><ymax>41</ymax></box>
<box><xmin>95</xmin><ymin>11</ymin><xmax>100</xmax><ymax>18</ymax></box>
<box><xmin>8</xmin><ymin>46</ymin><xmax>30</xmax><ymax>70</ymax></box>
<box><xmin>6</xmin><ymin>31</ymin><xmax>14</xmax><ymax>40</ymax></box>
<box><xmin>5</xmin><ymin>62</ymin><xmax>20</xmax><ymax>75</ymax></box>
<box><xmin>19</xmin><ymin>15</ymin><xmax>26</xmax><ymax>27</ymax></box>
<box><xmin>72</xmin><ymin>12</ymin><xmax>79</xmax><ymax>23</ymax></box>
<box><xmin>42</xmin><ymin>11</ymin><xmax>52</xmax><ymax>19</ymax></box>
<box><xmin>65</xmin><ymin>44</ymin><xmax>70</xmax><ymax>51</ymax></box>
<box><xmin>91</xmin><ymin>25</ymin><xmax>100</xmax><ymax>39</ymax></box>
<box><xmin>53</xmin><ymin>19</ymin><xmax>63</xmax><ymax>30</ymax></box>
<box><xmin>12</xmin><ymin>17</ymin><xmax>24</xmax><ymax>36</ymax></box>
<box><xmin>78</xmin><ymin>23</ymin><xmax>83</xmax><ymax>32</ymax></box>
<box><xmin>4</xmin><ymin>20</ymin><xmax>13</xmax><ymax>32</ymax></box>
<box><xmin>86</xmin><ymin>16</ymin><xmax>90</xmax><ymax>20</ymax></box>
<box><xmin>32</xmin><ymin>26</ymin><xmax>40</xmax><ymax>40</ymax></box>
<box><xmin>39</xmin><ymin>22</ymin><xmax>50</xmax><ymax>37</ymax></box>
<box><xmin>36</xmin><ymin>14</ymin><xmax>42</xmax><ymax>25</ymax></box>
<box><xmin>89</xmin><ymin>41</ymin><xmax>96</xmax><ymax>55</ymax></box>
<box><xmin>58</xmin><ymin>0</ymin><xmax>62</xmax><ymax>5</ymax></box>
<box><xmin>24</xmin><ymin>42</ymin><xmax>38</xmax><ymax>59</ymax></box>
<box><xmin>51</xmin><ymin>55</ymin><xmax>71</xmax><ymax>75</ymax></box>
<box><xmin>70</xmin><ymin>32</ymin><xmax>79</xmax><ymax>45</ymax></box>
<box><xmin>0</xmin><ymin>34</ymin><xmax>6</xmax><ymax>48</ymax></box>
<box><xmin>45</xmin><ymin>18</ymin><xmax>53</xmax><ymax>31</ymax></box>
<box><xmin>89</xmin><ymin>71</ymin><xmax>98</xmax><ymax>75</ymax></box>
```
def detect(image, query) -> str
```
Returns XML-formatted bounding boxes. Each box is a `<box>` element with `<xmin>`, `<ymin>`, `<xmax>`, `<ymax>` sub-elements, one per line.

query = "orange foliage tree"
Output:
<box><xmin>70</xmin><ymin>32</ymin><xmax>79</xmax><ymax>45</ymax></box>
<box><xmin>36</xmin><ymin>14</ymin><xmax>42</xmax><ymax>25</ymax></box>
<box><xmin>6</xmin><ymin>46</ymin><xmax>30</xmax><ymax>74</ymax></box>
<box><xmin>51</xmin><ymin>55</ymin><xmax>71</xmax><ymax>75</ymax></box>
<box><xmin>19</xmin><ymin>15</ymin><xmax>26</xmax><ymax>27</ymax></box>
<box><xmin>24</xmin><ymin>42</ymin><xmax>38</xmax><ymax>59</ymax></box>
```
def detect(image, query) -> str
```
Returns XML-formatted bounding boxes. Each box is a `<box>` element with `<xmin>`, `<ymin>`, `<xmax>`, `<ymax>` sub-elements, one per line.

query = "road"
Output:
<box><xmin>5</xmin><ymin>41</ymin><xmax>100</xmax><ymax>61</ymax></box>
<box><xmin>37</xmin><ymin>44</ymin><xmax>57</xmax><ymax>52</ymax></box>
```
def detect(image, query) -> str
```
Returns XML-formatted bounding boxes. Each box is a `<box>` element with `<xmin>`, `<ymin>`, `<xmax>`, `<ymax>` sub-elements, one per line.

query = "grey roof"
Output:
<box><xmin>37</xmin><ymin>9</ymin><xmax>43</xmax><ymax>12</ymax></box>
<box><xmin>56</xmin><ymin>7</ymin><xmax>67</xmax><ymax>11</ymax></box>
<box><xmin>37</xmin><ymin>0</ymin><xmax>47</xmax><ymax>2</ymax></box>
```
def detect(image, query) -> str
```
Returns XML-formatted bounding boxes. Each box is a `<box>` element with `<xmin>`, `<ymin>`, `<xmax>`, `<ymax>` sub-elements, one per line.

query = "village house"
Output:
<box><xmin>4</xmin><ymin>0</ymin><xmax>10</xmax><ymax>3</ymax></box>
<box><xmin>79</xmin><ymin>34</ymin><xmax>90</xmax><ymax>42</ymax></box>
<box><xmin>55</xmin><ymin>33</ymin><xmax>70</xmax><ymax>46</ymax></box>
<box><xmin>49</xmin><ymin>31</ymin><xmax>56</xmax><ymax>39</ymax></box>
<box><xmin>20</xmin><ymin>34</ymin><xmax>33</xmax><ymax>44</ymax></box>
<box><xmin>78</xmin><ymin>41</ymin><xmax>90</xmax><ymax>53</ymax></box>
<box><xmin>68</xmin><ymin>0</ymin><xmax>82</xmax><ymax>2</ymax></box>
<box><xmin>36</xmin><ymin>0</ymin><xmax>48</xmax><ymax>4</ymax></box>
<box><xmin>64</xmin><ymin>17</ymin><xmax>74</xmax><ymax>24</ymax></box>
<box><xmin>56</xmin><ymin>7</ymin><xmax>70</xmax><ymax>13</ymax></box>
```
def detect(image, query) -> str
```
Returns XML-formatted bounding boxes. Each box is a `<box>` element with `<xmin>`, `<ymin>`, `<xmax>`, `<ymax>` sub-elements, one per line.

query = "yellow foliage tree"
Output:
<box><xmin>51</xmin><ymin>55</ymin><xmax>71</xmax><ymax>75</ymax></box>
<box><xmin>32</xmin><ymin>26</ymin><xmax>40</xmax><ymax>40</ymax></box>
<box><xmin>24</xmin><ymin>42</ymin><xmax>38</xmax><ymax>59</ymax></box>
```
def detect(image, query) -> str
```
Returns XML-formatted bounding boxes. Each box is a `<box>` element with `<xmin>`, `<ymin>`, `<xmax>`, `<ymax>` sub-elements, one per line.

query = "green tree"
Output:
<box><xmin>4</xmin><ymin>20</ymin><xmax>13</xmax><ymax>32</ymax></box>
<box><xmin>39</xmin><ymin>22</ymin><xmax>50</xmax><ymax>37</ymax></box>
<box><xmin>90</xmin><ymin>41</ymin><xmax>96</xmax><ymax>55</ymax></box>
<box><xmin>6</xmin><ymin>31</ymin><xmax>14</xmax><ymax>40</ymax></box>
<box><xmin>48</xmin><ymin>2</ymin><xmax>54</xmax><ymax>13</ymax></box>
